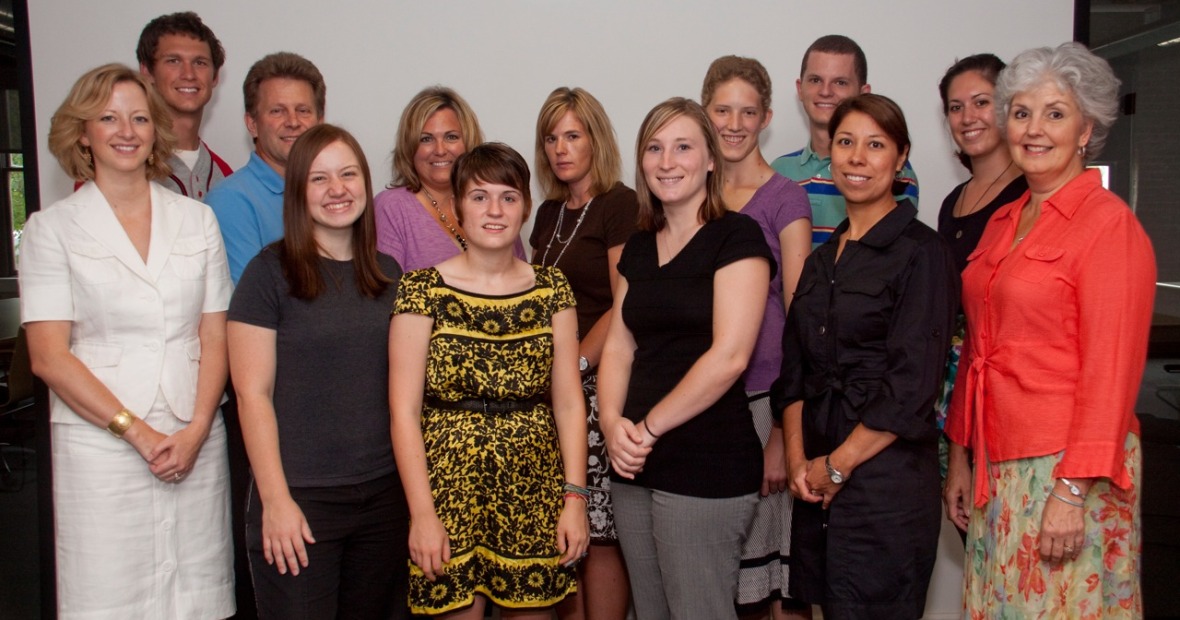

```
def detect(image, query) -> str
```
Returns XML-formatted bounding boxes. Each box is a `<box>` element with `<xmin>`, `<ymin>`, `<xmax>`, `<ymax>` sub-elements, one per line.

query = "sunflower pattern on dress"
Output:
<box><xmin>394</xmin><ymin>265</ymin><xmax>577</xmax><ymax>615</ymax></box>
<box><xmin>964</xmin><ymin>433</ymin><xmax>1142</xmax><ymax>619</ymax></box>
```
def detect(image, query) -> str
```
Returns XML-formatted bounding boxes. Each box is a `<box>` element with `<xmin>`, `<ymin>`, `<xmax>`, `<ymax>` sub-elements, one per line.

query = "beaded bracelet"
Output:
<box><xmin>563</xmin><ymin>482</ymin><xmax>590</xmax><ymax>498</ymax></box>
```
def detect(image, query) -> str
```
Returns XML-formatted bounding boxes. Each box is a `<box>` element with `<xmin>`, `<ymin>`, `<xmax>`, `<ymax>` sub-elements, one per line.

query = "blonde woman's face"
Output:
<box><xmin>80</xmin><ymin>81</ymin><xmax>155</xmax><ymax>178</ymax></box>
<box><xmin>414</xmin><ymin>107</ymin><xmax>466</xmax><ymax>193</ymax></box>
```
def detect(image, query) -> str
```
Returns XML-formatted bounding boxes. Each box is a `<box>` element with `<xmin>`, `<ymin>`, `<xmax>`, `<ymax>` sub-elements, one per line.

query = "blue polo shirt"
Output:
<box><xmin>772</xmin><ymin>142</ymin><xmax>919</xmax><ymax>248</ymax></box>
<box><xmin>207</xmin><ymin>152</ymin><xmax>285</xmax><ymax>284</ymax></box>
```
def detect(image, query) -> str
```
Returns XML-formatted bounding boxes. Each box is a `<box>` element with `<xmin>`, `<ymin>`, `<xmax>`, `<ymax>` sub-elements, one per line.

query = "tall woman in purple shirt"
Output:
<box><xmin>702</xmin><ymin>56</ymin><xmax>813</xmax><ymax>620</ymax></box>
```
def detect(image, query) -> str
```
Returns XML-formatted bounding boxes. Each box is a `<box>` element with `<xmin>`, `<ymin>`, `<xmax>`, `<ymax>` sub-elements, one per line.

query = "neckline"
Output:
<box><xmin>431</xmin><ymin>264</ymin><xmax>542</xmax><ymax>299</ymax></box>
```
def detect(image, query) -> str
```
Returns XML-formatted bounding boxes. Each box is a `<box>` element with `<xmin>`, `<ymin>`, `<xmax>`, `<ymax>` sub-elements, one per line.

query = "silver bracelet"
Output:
<box><xmin>1059</xmin><ymin>477</ymin><xmax>1084</xmax><ymax>497</ymax></box>
<box><xmin>1050</xmin><ymin>491</ymin><xmax>1084</xmax><ymax>508</ymax></box>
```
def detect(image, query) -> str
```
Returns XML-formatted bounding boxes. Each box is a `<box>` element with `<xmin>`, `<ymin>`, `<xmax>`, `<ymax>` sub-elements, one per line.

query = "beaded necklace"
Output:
<box><xmin>422</xmin><ymin>188</ymin><xmax>467</xmax><ymax>250</ymax></box>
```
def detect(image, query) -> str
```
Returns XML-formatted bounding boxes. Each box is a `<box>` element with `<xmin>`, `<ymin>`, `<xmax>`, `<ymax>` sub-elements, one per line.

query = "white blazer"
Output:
<box><xmin>19</xmin><ymin>181</ymin><xmax>233</xmax><ymax>424</ymax></box>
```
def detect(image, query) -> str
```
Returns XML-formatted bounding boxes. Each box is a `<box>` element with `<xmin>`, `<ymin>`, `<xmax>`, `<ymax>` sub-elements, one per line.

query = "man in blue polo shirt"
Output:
<box><xmin>772</xmin><ymin>35</ymin><xmax>918</xmax><ymax>248</ymax></box>
<box><xmin>207</xmin><ymin>52</ymin><xmax>325</xmax><ymax>283</ymax></box>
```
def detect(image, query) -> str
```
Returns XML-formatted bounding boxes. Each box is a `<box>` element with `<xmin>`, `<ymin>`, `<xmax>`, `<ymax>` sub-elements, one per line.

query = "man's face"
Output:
<box><xmin>796</xmin><ymin>51</ymin><xmax>868</xmax><ymax>128</ymax></box>
<box><xmin>141</xmin><ymin>34</ymin><xmax>218</xmax><ymax>115</ymax></box>
<box><xmin>245</xmin><ymin>77</ymin><xmax>321</xmax><ymax>172</ymax></box>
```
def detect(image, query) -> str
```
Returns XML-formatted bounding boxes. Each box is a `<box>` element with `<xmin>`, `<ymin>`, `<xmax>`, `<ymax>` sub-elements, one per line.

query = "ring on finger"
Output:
<box><xmin>1063</xmin><ymin>545</ymin><xmax>1074</xmax><ymax>552</ymax></box>
<box><xmin>173</xmin><ymin>472</ymin><xmax>182</xmax><ymax>481</ymax></box>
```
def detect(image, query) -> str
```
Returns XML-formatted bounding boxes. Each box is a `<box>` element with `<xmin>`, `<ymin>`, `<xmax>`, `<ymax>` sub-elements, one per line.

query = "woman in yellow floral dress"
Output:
<box><xmin>390</xmin><ymin>142</ymin><xmax>589</xmax><ymax>618</ymax></box>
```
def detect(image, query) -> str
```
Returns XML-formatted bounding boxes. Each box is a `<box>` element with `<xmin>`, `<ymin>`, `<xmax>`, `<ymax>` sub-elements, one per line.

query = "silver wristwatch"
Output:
<box><xmin>825</xmin><ymin>455</ymin><xmax>846</xmax><ymax>484</ymax></box>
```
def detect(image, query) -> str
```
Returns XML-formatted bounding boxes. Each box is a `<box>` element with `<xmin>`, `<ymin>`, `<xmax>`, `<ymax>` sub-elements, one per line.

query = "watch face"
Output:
<box><xmin>825</xmin><ymin>457</ymin><xmax>844</xmax><ymax>484</ymax></box>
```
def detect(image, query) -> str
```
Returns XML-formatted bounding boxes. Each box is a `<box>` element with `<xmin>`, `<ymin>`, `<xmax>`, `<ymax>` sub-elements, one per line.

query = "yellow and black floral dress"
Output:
<box><xmin>394</xmin><ymin>265</ymin><xmax>577</xmax><ymax>614</ymax></box>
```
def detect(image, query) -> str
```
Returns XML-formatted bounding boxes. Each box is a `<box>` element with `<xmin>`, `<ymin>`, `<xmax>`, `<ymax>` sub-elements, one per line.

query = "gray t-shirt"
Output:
<box><xmin>228</xmin><ymin>247</ymin><xmax>401</xmax><ymax>487</ymax></box>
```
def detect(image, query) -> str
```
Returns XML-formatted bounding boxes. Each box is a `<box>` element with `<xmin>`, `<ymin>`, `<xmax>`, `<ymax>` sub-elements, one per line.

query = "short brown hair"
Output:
<box><xmin>633</xmin><ymin>98</ymin><xmax>726</xmax><ymax>232</ymax></box>
<box><xmin>801</xmin><ymin>34</ymin><xmax>867</xmax><ymax>87</ymax></box>
<box><xmin>48</xmin><ymin>63</ymin><xmax>175</xmax><ymax>182</ymax></box>
<box><xmin>243</xmin><ymin>52</ymin><xmax>325</xmax><ymax>118</ymax></box>
<box><xmin>136</xmin><ymin>12</ymin><xmax>226</xmax><ymax>76</ymax></box>
<box><xmin>391</xmin><ymin>86</ymin><xmax>483</xmax><ymax>192</ymax></box>
<box><xmin>278</xmin><ymin>124</ymin><xmax>391</xmax><ymax>300</ymax></box>
<box><xmin>451</xmin><ymin>142</ymin><xmax>532</xmax><ymax>225</ymax></box>
<box><xmin>701</xmin><ymin>55</ymin><xmax>772</xmax><ymax>112</ymax></box>
<box><xmin>534</xmin><ymin>87</ymin><xmax>623</xmax><ymax>202</ymax></box>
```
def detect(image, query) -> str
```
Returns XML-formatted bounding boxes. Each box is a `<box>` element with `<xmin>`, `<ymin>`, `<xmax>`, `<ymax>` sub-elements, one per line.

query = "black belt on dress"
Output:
<box><xmin>424</xmin><ymin>394</ymin><xmax>544</xmax><ymax>414</ymax></box>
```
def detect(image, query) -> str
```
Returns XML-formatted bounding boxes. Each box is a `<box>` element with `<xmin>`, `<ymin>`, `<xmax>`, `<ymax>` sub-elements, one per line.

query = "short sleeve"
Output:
<box><xmin>767</xmin><ymin>175</ymin><xmax>812</xmax><ymax>234</ymax></box>
<box><xmin>199</xmin><ymin>203</ymin><xmax>233</xmax><ymax>313</ymax></box>
<box><xmin>601</xmin><ymin>185</ymin><xmax>640</xmax><ymax>248</ymax></box>
<box><xmin>226</xmin><ymin>249</ymin><xmax>283</xmax><ymax>330</ymax></box>
<box><xmin>207</xmin><ymin>185</ymin><xmax>260</xmax><ymax>285</ymax></box>
<box><xmin>716</xmin><ymin>212</ymin><xmax>777</xmax><ymax>279</ymax></box>
<box><xmin>374</xmin><ymin>188</ymin><xmax>410</xmax><ymax>265</ymax></box>
<box><xmin>18</xmin><ymin>212</ymin><xmax>74</xmax><ymax>323</ymax></box>
<box><xmin>615</xmin><ymin>230</ymin><xmax>647</xmax><ymax>280</ymax></box>
<box><xmin>393</xmin><ymin>268</ymin><xmax>437</xmax><ymax>317</ymax></box>
<box><xmin>545</xmin><ymin>266</ymin><xmax>576</xmax><ymax>314</ymax></box>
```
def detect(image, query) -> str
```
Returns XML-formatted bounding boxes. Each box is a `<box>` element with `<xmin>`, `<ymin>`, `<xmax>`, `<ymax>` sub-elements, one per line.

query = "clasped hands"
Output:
<box><xmin>788</xmin><ymin>455</ymin><xmax>844</xmax><ymax>509</ymax></box>
<box><xmin>605</xmin><ymin>418</ymin><xmax>657</xmax><ymax>479</ymax></box>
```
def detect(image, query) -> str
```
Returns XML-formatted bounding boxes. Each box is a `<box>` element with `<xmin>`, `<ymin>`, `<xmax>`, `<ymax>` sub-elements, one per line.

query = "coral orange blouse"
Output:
<box><xmin>945</xmin><ymin>170</ymin><xmax>1155</xmax><ymax>507</ymax></box>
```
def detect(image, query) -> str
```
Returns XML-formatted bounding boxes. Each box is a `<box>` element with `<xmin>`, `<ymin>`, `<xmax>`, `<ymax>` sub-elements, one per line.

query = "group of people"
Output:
<box><xmin>18</xmin><ymin>9</ymin><xmax>1156</xmax><ymax>620</ymax></box>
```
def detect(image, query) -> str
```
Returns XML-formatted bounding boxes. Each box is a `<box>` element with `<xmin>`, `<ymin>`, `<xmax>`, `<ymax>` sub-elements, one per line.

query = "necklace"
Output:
<box><xmin>422</xmin><ymin>188</ymin><xmax>467</xmax><ymax>251</ymax></box>
<box><xmin>952</xmin><ymin>161</ymin><xmax>1014</xmax><ymax>239</ymax></box>
<box><xmin>539</xmin><ymin>197</ymin><xmax>593</xmax><ymax>267</ymax></box>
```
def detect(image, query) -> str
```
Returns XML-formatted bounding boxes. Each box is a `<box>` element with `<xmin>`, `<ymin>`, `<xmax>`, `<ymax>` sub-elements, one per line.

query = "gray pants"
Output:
<box><xmin>612</xmin><ymin>482</ymin><xmax>758</xmax><ymax>620</ymax></box>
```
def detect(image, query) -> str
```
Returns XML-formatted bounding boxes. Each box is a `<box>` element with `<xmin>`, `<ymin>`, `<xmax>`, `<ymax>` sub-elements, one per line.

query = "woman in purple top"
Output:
<box><xmin>702</xmin><ymin>56</ymin><xmax>812</xmax><ymax>620</ymax></box>
<box><xmin>374</xmin><ymin>87</ymin><xmax>526</xmax><ymax>271</ymax></box>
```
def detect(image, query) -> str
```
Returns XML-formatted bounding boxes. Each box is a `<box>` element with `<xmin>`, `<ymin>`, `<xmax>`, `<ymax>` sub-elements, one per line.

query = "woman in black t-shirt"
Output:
<box><xmin>228</xmin><ymin>124</ymin><xmax>408</xmax><ymax>619</ymax></box>
<box><xmin>529</xmin><ymin>86</ymin><xmax>639</xmax><ymax>620</ymax></box>
<box><xmin>598</xmin><ymin>98</ymin><xmax>773</xmax><ymax>620</ymax></box>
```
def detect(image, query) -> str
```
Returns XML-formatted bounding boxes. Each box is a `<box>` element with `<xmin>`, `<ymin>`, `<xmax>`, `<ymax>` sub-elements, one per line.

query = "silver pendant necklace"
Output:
<box><xmin>540</xmin><ymin>197</ymin><xmax>593</xmax><ymax>266</ymax></box>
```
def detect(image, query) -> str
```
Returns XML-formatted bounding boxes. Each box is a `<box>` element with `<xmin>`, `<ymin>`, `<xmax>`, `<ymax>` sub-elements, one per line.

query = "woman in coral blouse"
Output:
<box><xmin>944</xmin><ymin>43</ymin><xmax>1155</xmax><ymax>618</ymax></box>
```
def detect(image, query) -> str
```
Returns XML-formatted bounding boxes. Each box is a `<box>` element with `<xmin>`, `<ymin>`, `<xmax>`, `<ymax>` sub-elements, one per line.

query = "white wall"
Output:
<box><xmin>30</xmin><ymin>0</ymin><xmax>1072</xmax><ymax>229</ymax></box>
<box><xmin>27</xmin><ymin>2</ymin><xmax>1073</xmax><ymax>617</ymax></box>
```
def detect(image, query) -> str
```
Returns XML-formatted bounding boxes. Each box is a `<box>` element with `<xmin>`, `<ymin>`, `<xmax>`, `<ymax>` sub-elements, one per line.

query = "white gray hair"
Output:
<box><xmin>995</xmin><ymin>42</ymin><xmax>1121</xmax><ymax>161</ymax></box>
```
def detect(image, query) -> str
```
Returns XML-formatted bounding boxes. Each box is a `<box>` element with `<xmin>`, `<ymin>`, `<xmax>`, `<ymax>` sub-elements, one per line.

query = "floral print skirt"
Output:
<box><xmin>964</xmin><ymin>432</ymin><xmax>1142</xmax><ymax>619</ymax></box>
<box><xmin>409</xmin><ymin>404</ymin><xmax>575</xmax><ymax>614</ymax></box>
<box><xmin>583</xmin><ymin>372</ymin><xmax>618</xmax><ymax>543</ymax></box>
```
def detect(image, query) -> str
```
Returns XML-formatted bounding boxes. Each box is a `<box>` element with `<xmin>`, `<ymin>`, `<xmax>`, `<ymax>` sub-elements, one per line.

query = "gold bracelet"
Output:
<box><xmin>107</xmin><ymin>408</ymin><xmax>138</xmax><ymax>438</ymax></box>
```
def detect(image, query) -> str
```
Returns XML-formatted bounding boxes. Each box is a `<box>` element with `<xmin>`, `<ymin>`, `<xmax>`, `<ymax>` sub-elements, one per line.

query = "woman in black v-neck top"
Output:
<box><xmin>598</xmin><ymin>98</ymin><xmax>774</xmax><ymax>620</ymax></box>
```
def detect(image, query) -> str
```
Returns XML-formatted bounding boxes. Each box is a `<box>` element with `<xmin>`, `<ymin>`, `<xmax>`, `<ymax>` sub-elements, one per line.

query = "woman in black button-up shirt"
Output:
<box><xmin>771</xmin><ymin>94</ymin><xmax>957</xmax><ymax>620</ymax></box>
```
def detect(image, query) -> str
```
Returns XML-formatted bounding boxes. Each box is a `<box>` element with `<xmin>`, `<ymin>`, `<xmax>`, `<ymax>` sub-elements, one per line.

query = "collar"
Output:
<box><xmin>248</xmin><ymin>151</ymin><xmax>285</xmax><ymax>196</ymax></box>
<box><xmin>829</xmin><ymin>199</ymin><xmax>918</xmax><ymax>250</ymax></box>
<box><xmin>798</xmin><ymin>141</ymin><xmax>827</xmax><ymax>166</ymax></box>
<box><xmin>992</xmin><ymin>169</ymin><xmax>1102</xmax><ymax>223</ymax></box>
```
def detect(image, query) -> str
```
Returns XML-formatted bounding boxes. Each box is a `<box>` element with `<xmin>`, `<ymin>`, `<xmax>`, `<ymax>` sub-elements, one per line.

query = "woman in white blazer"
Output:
<box><xmin>19</xmin><ymin>64</ymin><xmax>235</xmax><ymax>619</ymax></box>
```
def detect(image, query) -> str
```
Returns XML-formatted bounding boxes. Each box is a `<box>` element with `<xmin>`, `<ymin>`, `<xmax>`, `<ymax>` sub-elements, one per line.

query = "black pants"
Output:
<box><xmin>246</xmin><ymin>474</ymin><xmax>410</xmax><ymax>620</ymax></box>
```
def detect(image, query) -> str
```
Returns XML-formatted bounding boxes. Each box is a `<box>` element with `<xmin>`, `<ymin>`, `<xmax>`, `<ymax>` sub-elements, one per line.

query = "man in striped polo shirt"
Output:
<box><xmin>772</xmin><ymin>34</ymin><xmax>919</xmax><ymax>248</ymax></box>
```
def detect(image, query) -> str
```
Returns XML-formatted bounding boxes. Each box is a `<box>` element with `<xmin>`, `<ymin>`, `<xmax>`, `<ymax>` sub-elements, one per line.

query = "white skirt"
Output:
<box><xmin>52</xmin><ymin>392</ymin><xmax>234</xmax><ymax>619</ymax></box>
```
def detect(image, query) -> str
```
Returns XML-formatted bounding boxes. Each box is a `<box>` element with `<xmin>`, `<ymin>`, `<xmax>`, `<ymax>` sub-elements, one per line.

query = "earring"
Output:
<box><xmin>147</xmin><ymin>153</ymin><xmax>155</xmax><ymax>166</ymax></box>
<box><xmin>1078</xmin><ymin>144</ymin><xmax>1087</xmax><ymax>158</ymax></box>
<box><xmin>83</xmin><ymin>147</ymin><xmax>92</xmax><ymax>166</ymax></box>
